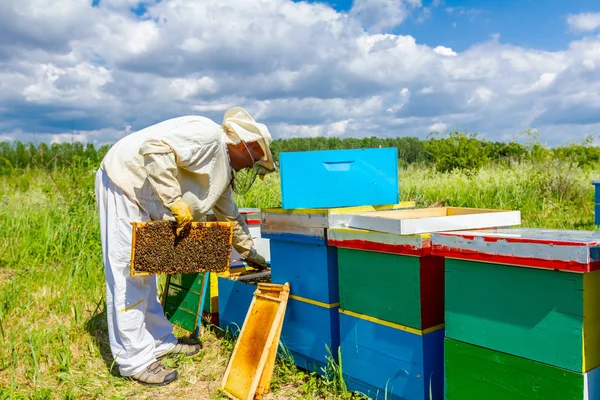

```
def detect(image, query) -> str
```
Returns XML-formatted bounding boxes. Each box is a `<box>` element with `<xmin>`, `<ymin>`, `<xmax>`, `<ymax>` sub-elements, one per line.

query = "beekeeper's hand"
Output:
<box><xmin>168</xmin><ymin>199</ymin><xmax>193</xmax><ymax>236</ymax></box>
<box><xmin>245</xmin><ymin>251</ymin><xmax>268</xmax><ymax>270</ymax></box>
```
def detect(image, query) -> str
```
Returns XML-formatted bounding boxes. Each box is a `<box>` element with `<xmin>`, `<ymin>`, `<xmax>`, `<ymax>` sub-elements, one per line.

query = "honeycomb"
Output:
<box><xmin>132</xmin><ymin>221</ymin><xmax>233</xmax><ymax>274</ymax></box>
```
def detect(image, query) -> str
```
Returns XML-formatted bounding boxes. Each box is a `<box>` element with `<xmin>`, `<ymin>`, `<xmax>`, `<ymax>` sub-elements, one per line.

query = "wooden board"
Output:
<box><xmin>260</xmin><ymin>225</ymin><xmax>327</xmax><ymax>245</ymax></box>
<box><xmin>339</xmin><ymin>311</ymin><xmax>444</xmax><ymax>400</ymax></box>
<box><xmin>444</xmin><ymin>339</ymin><xmax>597</xmax><ymax>400</ymax></box>
<box><xmin>337</xmin><ymin>248</ymin><xmax>444</xmax><ymax>330</ymax></box>
<box><xmin>444</xmin><ymin>258</ymin><xmax>596</xmax><ymax>372</ymax></box>
<box><xmin>328</xmin><ymin>228</ymin><xmax>431</xmax><ymax>256</ymax></box>
<box><xmin>260</xmin><ymin>202</ymin><xmax>416</xmax><ymax>228</ymax></box>
<box><xmin>221</xmin><ymin>283</ymin><xmax>290</xmax><ymax>400</ymax></box>
<box><xmin>432</xmin><ymin>228</ymin><xmax>600</xmax><ymax>273</ymax></box>
<box><xmin>346</xmin><ymin>207</ymin><xmax>521</xmax><ymax>235</ymax></box>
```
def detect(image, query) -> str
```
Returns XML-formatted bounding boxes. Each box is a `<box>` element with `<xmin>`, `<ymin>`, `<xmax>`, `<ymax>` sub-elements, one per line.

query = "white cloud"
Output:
<box><xmin>350</xmin><ymin>0</ymin><xmax>422</xmax><ymax>33</ymax></box>
<box><xmin>567</xmin><ymin>12</ymin><xmax>600</xmax><ymax>33</ymax></box>
<box><xmin>0</xmin><ymin>0</ymin><xmax>599</xmax><ymax>146</ymax></box>
<box><xmin>429</xmin><ymin>122</ymin><xmax>447</xmax><ymax>132</ymax></box>
<box><xmin>434</xmin><ymin>46</ymin><xmax>457</xmax><ymax>56</ymax></box>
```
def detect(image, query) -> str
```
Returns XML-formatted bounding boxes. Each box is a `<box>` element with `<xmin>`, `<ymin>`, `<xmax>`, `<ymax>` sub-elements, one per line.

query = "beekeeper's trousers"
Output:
<box><xmin>95</xmin><ymin>167</ymin><xmax>177</xmax><ymax>377</ymax></box>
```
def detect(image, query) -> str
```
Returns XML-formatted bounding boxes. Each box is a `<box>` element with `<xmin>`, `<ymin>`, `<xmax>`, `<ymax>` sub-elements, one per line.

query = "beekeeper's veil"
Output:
<box><xmin>222</xmin><ymin>107</ymin><xmax>277</xmax><ymax>193</ymax></box>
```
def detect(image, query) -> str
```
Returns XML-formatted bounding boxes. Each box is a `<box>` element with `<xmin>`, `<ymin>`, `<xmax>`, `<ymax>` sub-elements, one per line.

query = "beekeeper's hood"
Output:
<box><xmin>222</xmin><ymin>107</ymin><xmax>276</xmax><ymax>175</ymax></box>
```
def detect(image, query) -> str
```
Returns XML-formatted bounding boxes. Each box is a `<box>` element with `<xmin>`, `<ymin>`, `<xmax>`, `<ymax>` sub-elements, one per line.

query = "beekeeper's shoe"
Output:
<box><xmin>131</xmin><ymin>361</ymin><xmax>178</xmax><ymax>386</ymax></box>
<box><xmin>157</xmin><ymin>341</ymin><xmax>201</xmax><ymax>360</ymax></box>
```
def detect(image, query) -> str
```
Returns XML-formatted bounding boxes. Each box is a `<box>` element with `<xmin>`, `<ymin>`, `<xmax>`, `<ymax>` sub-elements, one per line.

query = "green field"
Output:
<box><xmin>1</xmin><ymin>134</ymin><xmax>599</xmax><ymax>399</ymax></box>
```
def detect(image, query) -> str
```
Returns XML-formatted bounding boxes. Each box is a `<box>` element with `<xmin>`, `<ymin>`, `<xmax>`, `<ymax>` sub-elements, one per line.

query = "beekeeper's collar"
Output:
<box><xmin>222</xmin><ymin>107</ymin><xmax>276</xmax><ymax>174</ymax></box>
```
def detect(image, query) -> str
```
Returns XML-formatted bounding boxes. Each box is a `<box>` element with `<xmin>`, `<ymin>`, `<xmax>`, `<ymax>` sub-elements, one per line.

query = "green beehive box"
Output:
<box><xmin>445</xmin><ymin>338</ymin><xmax>600</xmax><ymax>400</ymax></box>
<box><xmin>445</xmin><ymin>258</ymin><xmax>600</xmax><ymax>373</ymax></box>
<box><xmin>336</xmin><ymin>246</ymin><xmax>444</xmax><ymax>331</ymax></box>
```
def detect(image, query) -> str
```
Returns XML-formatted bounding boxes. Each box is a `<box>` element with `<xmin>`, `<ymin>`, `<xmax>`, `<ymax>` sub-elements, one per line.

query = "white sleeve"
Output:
<box><xmin>139</xmin><ymin>140</ymin><xmax>182</xmax><ymax>208</ymax></box>
<box><xmin>211</xmin><ymin>185</ymin><xmax>256</xmax><ymax>258</ymax></box>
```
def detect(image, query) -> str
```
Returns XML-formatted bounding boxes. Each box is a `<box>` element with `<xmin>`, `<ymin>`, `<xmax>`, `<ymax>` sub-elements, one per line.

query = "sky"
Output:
<box><xmin>1</xmin><ymin>0</ymin><xmax>600</xmax><ymax>146</ymax></box>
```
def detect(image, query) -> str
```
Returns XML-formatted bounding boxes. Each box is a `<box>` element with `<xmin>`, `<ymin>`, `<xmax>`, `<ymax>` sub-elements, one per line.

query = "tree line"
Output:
<box><xmin>1</xmin><ymin>130</ymin><xmax>599</xmax><ymax>175</ymax></box>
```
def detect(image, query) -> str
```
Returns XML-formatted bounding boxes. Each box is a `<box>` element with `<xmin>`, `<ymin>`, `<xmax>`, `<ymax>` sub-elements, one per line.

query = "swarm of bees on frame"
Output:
<box><xmin>132</xmin><ymin>221</ymin><xmax>233</xmax><ymax>274</ymax></box>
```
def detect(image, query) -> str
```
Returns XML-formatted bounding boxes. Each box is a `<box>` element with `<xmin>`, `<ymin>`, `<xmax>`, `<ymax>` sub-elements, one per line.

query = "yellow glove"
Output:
<box><xmin>168</xmin><ymin>199</ymin><xmax>193</xmax><ymax>236</ymax></box>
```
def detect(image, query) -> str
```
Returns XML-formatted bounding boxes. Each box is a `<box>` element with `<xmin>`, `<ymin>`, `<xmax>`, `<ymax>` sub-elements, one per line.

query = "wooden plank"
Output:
<box><xmin>338</xmin><ymin>248</ymin><xmax>424</xmax><ymax>329</ymax></box>
<box><xmin>221</xmin><ymin>283</ymin><xmax>290</xmax><ymax>400</ymax></box>
<box><xmin>261</xmin><ymin>202</ymin><xmax>416</xmax><ymax>228</ymax></box>
<box><xmin>445</xmin><ymin>339</ymin><xmax>585</xmax><ymax>400</ymax></box>
<box><xmin>346</xmin><ymin>208</ymin><xmax>521</xmax><ymax>235</ymax></box>
<box><xmin>584</xmin><ymin>271</ymin><xmax>600</xmax><ymax>372</ymax></box>
<box><xmin>327</xmin><ymin>228</ymin><xmax>432</xmax><ymax>256</ymax></box>
<box><xmin>164</xmin><ymin>302</ymin><xmax>197</xmax><ymax>333</ymax></box>
<box><xmin>164</xmin><ymin>285</ymin><xmax>201</xmax><ymax>313</ymax></box>
<box><xmin>169</xmin><ymin>273</ymin><xmax>203</xmax><ymax>292</ymax></box>
<box><xmin>432</xmin><ymin>228</ymin><xmax>600</xmax><ymax>272</ymax></box>
<box><xmin>445</xmin><ymin>258</ymin><xmax>585</xmax><ymax>372</ymax></box>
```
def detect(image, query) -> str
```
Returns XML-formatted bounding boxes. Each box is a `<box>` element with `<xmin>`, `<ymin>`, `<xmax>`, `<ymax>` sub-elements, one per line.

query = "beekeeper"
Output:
<box><xmin>94</xmin><ymin>107</ymin><xmax>275</xmax><ymax>386</ymax></box>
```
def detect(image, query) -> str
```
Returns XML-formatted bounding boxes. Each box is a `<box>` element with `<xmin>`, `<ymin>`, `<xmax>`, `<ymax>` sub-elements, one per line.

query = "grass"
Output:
<box><xmin>0</xmin><ymin>158</ymin><xmax>599</xmax><ymax>399</ymax></box>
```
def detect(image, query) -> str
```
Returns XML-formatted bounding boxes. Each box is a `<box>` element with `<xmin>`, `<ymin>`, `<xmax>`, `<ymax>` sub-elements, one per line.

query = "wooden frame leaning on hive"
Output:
<box><xmin>129</xmin><ymin>221</ymin><xmax>235</xmax><ymax>277</ymax></box>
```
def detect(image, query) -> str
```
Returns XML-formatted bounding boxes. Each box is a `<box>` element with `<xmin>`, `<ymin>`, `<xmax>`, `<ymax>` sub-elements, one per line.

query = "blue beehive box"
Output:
<box><xmin>269</xmin><ymin>238</ymin><xmax>339</xmax><ymax>305</ymax></box>
<box><xmin>339</xmin><ymin>311</ymin><xmax>444</xmax><ymax>400</ymax></box>
<box><xmin>217</xmin><ymin>276</ymin><xmax>255</xmax><ymax>335</ymax></box>
<box><xmin>279</xmin><ymin>148</ymin><xmax>399</xmax><ymax>209</ymax></box>
<box><xmin>281</xmin><ymin>298</ymin><xmax>340</xmax><ymax>374</ymax></box>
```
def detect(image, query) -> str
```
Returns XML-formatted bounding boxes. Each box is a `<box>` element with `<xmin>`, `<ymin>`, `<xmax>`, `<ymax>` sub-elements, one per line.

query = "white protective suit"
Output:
<box><xmin>95</xmin><ymin>109</ymin><xmax>274</xmax><ymax>377</ymax></box>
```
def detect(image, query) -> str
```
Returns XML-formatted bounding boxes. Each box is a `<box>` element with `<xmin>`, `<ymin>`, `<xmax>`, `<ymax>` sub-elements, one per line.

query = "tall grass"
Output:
<box><xmin>400</xmin><ymin>159</ymin><xmax>599</xmax><ymax>230</ymax></box>
<box><xmin>0</xmin><ymin>158</ymin><xmax>598</xmax><ymax>398</ymax></box>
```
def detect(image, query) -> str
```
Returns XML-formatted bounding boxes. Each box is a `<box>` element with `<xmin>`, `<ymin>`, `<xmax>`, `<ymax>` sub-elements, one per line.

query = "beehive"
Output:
<box><xmin>130</xmin><ymin>221</ymin><xmax>234</xmax><ymax>275</ymax></box>
<box><xmin>278</xmin><ymin>148</ymin><xmax>400</xmax><ymax>209</ymax></box>
<box><xmin>432</xmin><ymin>228</ymin><xmax>600</xmax><ymax>399</ymax></box>
<box><xmin>340</xmin><ymin>311</ymin><xmax>444</xmax><ymax>400</ymax></box>
<box><xmin>445</xmin><ymin>338</ymin><xmax>600</xmax><ymax>400</ymax></box>
<box><xmin>328</xmin><ymin>227</ymin><xmax>445</xmax><ymax>399</ymax></box>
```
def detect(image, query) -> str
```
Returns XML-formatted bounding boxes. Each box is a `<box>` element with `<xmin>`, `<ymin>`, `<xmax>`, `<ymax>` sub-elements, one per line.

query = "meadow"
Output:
<box><xmin>1</xmin><ymin>133</ymin><xmax>599</xmax><ymax>399</ymax></box>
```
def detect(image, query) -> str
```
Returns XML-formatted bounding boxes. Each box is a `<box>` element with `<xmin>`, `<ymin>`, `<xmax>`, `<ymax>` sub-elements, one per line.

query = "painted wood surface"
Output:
<box><xmin>339</xmin><ymin>312</ymin><xmax>444</xmax><ymax>400</ymax></box>
<box><xmin>260</xmin><ymin>225</ymin><xmax>327</xmax><ymax>245</ymax></box>
<box><xmin>327</xmin><ymin>228</ymin><xmax>432</xmax><ymax>256</ymax></box>
<box><xmin>585</xmin><ymin>366</ymin><xmax>600</xmax><ymax>400</ymax></box>
<box><xmin>270</xmin><ymin>239</ymin><xmax>339</xmax><ymax>304</ymax></box>
<box><xmin>218</xmin><ymin>276</ymin><xmax>257</xmax><ymax>335</ymax></box>
<box><xmin>584</xmin><ymin>271</ymin><xmax>600</xmax><ymax>371</ymax></box>
<box><xmin>261</xmin><ymin>202</ymin><xmax>416</xmax><ymax>228</ymax></box>
<box><xmin>280</xmin><ymin>298</ymin><xmax>340</xmax><ymax>367</ymax></box>
<box><xmin>279</xmin><ymin>148</ymin><xmax>399</xmax><ymax>209</ymax></box>
<box><xmin>218</xmin><ymin>277</ymin><xmax>340</xmax><ymax>371</ymax></box>
<box><xmin>346</xmin><ymin>207</ymin><xmax>521</xmax><ymax>235</ymax></box>
<box><xmin>445</xmin><ymin>258</ymin><xmax>594</xmax><ymax>372</ymax></box>
<box><xmin>432</xmin><ymin>228</ymin><xmax>600</xmax><ymax>272</ymax></box>
<box><xmin>338</xmin><ymin>248</ymin><xmax>444</xmax><ymax>329</ymax></box>
<box><xmin>444</xmin><ymin>339</ymin><xmax>593</xmax><ymax>400</ymax></box>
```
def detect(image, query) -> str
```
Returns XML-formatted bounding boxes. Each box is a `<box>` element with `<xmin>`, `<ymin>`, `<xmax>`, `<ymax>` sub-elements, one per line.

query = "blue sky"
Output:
<box><xmin>313</xmin><ymin>0</ymin><xmax>600</xmax><ymax>50</ymax></box>
<box><xmin>1</xmin><ymin>0</ymin><xmax>600</xmax><ymax>145</ymax></box>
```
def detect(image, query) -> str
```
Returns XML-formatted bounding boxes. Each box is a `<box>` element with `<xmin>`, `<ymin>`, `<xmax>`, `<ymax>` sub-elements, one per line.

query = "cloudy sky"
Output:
<box><xmin>1</xmin><ymin>0</ymin><xmax>600</xmax><ymax>145</ymax></box>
